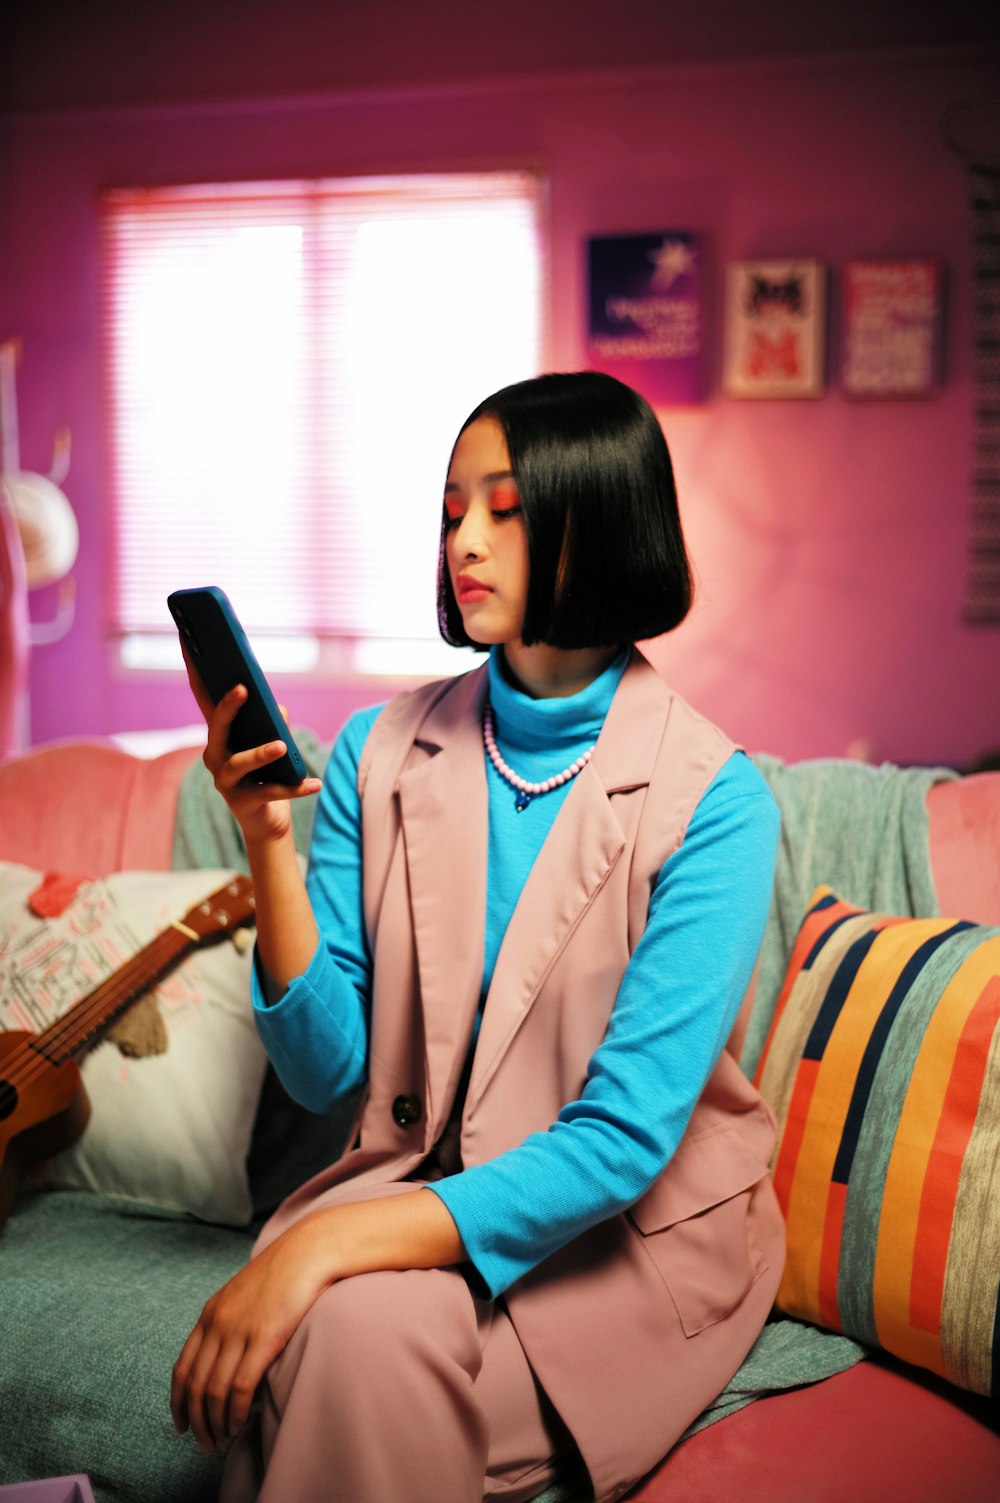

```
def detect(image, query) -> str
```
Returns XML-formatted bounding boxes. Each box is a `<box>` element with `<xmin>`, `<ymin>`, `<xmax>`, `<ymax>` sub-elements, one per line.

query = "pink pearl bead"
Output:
<box><xmin>482</xmin><ymin>701</ymin><xmax>595</xmax><ymax>807</ymax></box>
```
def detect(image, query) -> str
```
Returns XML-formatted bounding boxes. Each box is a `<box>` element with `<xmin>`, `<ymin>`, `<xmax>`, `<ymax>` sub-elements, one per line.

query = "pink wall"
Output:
<box><xmin>1</xmin><ymin>45</ymin><xmax>997</xmax><ymax>767</ymax></box>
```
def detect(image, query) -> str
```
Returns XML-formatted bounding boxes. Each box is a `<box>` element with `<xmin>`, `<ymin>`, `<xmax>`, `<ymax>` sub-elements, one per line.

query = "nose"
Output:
<box><xmin>451</xmin><ymin>507</ymin><xmax>487</xmax><ymax>560</ymax></box>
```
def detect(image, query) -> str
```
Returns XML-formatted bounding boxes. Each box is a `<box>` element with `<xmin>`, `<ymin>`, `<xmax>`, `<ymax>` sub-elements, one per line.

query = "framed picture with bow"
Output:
<box><xmin>723</xmin><ymin>259</ymin><xmax>826</xmax><ymax>398</ymax></box>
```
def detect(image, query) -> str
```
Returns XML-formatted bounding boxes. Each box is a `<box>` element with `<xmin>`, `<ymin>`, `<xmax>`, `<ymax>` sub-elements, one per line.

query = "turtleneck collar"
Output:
<box><xmin>486</xmin><ymin>645</ymin><xmax>629</xmax><ymax>754</ymax></box>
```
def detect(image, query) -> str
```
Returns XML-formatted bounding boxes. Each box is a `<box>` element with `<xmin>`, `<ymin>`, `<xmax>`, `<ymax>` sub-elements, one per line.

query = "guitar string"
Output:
<box><xmin>0</xmin><ymin>930</ymin><xmax>190</xmax><ymax>1098</ymax></box>
<box><xmin>38</xmin><ymin>932</ymin><xmax>188</xmax><ymax>1056</ymax></box>
<box><xmin>0</xmin><ymin>923</ymin><xmax>222</xmax><ymax>1099</ymax></box>
<box><xmin>1</xmin><ymin>884</ymin><xmax>254</xmax><ymax>1101</ymax></box>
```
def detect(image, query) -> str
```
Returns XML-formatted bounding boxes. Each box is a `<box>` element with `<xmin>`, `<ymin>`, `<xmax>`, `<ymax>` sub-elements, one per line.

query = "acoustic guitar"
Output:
<box><xmin>0</xmin><ymin>874</ymin><xmax>256</xmax><ymax>1228</ymax></box>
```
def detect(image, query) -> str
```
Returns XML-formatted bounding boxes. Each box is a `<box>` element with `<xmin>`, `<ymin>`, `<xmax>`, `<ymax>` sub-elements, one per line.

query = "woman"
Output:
<box><xmin>171</xmin><ymin>372</ymin><xmax>784</xmax><ymax>1503</ymax></box>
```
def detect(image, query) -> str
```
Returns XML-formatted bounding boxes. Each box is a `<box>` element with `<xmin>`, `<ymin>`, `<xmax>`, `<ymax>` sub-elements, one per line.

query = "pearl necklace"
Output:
<box><xmin>482</xmin><ymin>702</ymin><xmax>594</xmax><ymax>812</ymax></box>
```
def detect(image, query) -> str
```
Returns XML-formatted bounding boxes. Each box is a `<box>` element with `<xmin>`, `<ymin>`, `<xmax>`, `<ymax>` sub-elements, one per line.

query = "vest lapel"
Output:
<box><xmin>396</xmin><ymin>666</ymin><xmax>489</xmax><ymax>1139</ymax></box>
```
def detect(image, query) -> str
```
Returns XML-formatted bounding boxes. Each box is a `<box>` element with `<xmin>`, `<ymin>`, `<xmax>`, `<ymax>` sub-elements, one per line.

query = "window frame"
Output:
<box><xmin>100</xmin><ymin>170</ymin><xmax>549</xmax><ymax>681</ymax></box>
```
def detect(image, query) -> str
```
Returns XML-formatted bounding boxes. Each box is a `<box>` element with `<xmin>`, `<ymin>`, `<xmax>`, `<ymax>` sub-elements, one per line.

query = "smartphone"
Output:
<box><xmin>167</xmin><ymin>585</ymin><xmax>309</xmax><ymax>786</ymax></box>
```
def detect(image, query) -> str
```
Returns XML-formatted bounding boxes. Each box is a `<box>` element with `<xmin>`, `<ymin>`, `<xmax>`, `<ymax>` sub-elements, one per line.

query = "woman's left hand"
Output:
<box><xmin>170</xmin><ymin>1190</ymin><xmax>466</xmax><ymax>1454</ymax></box>
<box><xmin>170</xmin><ymin>1217</ymin><xmax>333</xmax><ymax>1454</ymax></box>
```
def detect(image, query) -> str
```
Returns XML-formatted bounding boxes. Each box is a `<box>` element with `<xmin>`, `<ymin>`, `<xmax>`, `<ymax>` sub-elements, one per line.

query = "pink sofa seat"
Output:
<box><xmin>640</xmin><ymin>1352</ymin><xmax>999</xmax><ymax>1502</ymax></box>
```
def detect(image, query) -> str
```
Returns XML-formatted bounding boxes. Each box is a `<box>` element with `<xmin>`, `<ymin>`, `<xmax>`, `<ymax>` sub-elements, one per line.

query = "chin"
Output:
<box><xmin>459</xmin><ymin>614</ymin><xmax>513</xmax><ymax>647</ymax></box>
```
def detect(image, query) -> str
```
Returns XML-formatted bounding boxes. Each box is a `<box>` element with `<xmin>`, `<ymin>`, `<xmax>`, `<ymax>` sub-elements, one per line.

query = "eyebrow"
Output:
<box><xmin>443</xmin><ymin>470</ymin><xmax>517</xmax><ymax>492</ymax></box>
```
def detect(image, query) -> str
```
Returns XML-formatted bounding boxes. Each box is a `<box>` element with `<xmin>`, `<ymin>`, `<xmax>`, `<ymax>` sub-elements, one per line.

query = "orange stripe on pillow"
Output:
<box><xmin>818</xmin><ymin>1180</ymin><xmax>848</xmax><ymax>1331</ymax></box>
<box><xmin>780</xmin><ymin>919</ymin><xmax>947</xmax><ymax>1327</ymax></box>
<box><xmin>773</xmin><ymin>1057</ymin><xmax>820</xmax><ymax>1214</ymax></box>
<box><xmin>909</xmin><ymin>968</ymin><xmax>1000</xmax><ymax>1334</ymax></box>
<box><xmin>760</xmin><ymin>889</ymin><xmax>999</xmax><ymax>1399</ymax></box>
<box><xmin>754</xmin><ymin>888</ymin><xmax>856</xmax><ymax>1086</ymax></box>
<box><xmin>872</xmin><ymin>938</ymin><xmax>1000</xmax><ymax>1373</ymax></box>
<box><xmin>759</xmin><ymin>929</ymin><xmax>861</xmax><ymax>1161</ymax></box>
<box><xmin>938</xmin><ymin>1010</ymin><xmax>1000</xmax><ymax>1395</ymax></box>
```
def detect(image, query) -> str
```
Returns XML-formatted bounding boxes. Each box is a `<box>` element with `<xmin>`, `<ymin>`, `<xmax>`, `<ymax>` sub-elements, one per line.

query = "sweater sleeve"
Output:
<box><xmin>429</xmin><ymin>753</ymin><xmax>780</xmax><ymax>1297</ymax></box>
<box><xmin>251</xmin><ymin>704</ymin><xmax>382</xmax><ymax>1111</ymax></box>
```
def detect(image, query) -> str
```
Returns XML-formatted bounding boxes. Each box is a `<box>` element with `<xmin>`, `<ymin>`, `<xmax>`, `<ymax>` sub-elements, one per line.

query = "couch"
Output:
<box><xmin>0</xmin><ymin>734</ymin><xmax>997</xmax><ymax>1502</ymax></box>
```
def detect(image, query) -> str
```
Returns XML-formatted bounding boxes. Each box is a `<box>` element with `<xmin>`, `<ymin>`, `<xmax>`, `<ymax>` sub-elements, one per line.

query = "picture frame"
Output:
<box><xmin>840</xmin><ymin>260</ymin><xmax>944</xmax><ymax>398</ymax></box>
<box><xmin>723</xmin><ymin>259</ymin><xmax>826</xmax><ymax>398</ymax></box>
<box><xmin>587</xmin><ymin>231</ymin><xmax>704</xmax><ymax>405</ymax></box>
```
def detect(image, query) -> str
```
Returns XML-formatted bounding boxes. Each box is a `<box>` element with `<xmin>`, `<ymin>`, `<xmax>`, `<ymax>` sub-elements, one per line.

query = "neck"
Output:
<box><xmin>500</xmin><ymin>642</ymin><xmax>622</xmax><ymax>700</ymax></box>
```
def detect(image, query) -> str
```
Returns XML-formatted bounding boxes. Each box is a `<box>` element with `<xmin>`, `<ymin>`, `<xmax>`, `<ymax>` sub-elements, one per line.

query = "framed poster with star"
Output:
<box><xmin>587</xmin><ymin>231</ymin><xmax>704</xmax><ymax>404</ymax></box>
<box><xmin>723</xmin><ymin>259</ymin><xmax>826</xmax><ymax>398</ymax></box>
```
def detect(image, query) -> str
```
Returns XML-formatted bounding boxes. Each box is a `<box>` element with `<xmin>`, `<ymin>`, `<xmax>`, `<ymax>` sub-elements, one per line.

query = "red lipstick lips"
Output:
<box><xmin>455</xmin><ymin>574</ymin><xmax>493</xmax><ymax>603</ymax></box>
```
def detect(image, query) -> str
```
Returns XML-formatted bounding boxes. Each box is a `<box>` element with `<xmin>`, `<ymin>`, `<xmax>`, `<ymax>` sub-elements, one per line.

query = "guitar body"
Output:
<box><xmin>0</xmin><ymin>1031</ymin><xmax>91</xmax><ymax>1229</ymax></box>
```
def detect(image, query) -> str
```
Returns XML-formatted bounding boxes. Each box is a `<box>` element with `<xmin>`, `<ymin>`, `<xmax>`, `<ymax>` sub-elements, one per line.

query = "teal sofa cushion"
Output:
<box><xmin>0</xmin><ymin>1188</ymin><xmax>250</xmax><ymax>1502</ymax></box>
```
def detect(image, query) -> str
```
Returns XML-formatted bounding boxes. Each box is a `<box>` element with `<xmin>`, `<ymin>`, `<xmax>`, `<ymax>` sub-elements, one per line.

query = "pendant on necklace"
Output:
<box><xmin>515</xmin><ymin>791</ymin><xmax>532</xmax><ymax>812</ymax></box>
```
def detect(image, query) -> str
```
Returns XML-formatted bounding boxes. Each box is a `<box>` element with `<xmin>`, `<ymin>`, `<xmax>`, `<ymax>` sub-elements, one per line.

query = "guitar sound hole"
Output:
<box><xmin>0</xmin><ymin>1079</ymin><xmax>17</xmax><ymax>1122</ymax></box>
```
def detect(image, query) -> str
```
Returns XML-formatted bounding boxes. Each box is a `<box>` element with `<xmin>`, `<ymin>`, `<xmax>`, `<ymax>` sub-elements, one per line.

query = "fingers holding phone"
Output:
<box><xmin>171</xmin><ymin>588</ymin><xmax>322</xmax><ymax>838</ymax></box>
<box><xmin>179</xmin><ymin>638</ymin><xmax>218</xmax><ymax>727</ymax></box>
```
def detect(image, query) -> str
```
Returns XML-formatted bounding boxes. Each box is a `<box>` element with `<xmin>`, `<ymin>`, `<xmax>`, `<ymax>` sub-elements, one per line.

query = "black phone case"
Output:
<box><xmin>167</xmin><ymin>586</ymin><xmax>309</xmax><ymax>786</ymax></box>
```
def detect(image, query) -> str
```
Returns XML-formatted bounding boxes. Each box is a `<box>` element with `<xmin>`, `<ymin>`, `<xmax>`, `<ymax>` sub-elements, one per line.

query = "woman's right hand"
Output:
<box><xmin>183</xmin><ymin>647</ymin><xmax>322</xmax><ymax>849</ymax></box>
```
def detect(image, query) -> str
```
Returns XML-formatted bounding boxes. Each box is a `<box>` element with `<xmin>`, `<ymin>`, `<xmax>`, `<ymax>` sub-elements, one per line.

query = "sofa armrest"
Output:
<box><xmin>0</xmin><ymin>740</ymin><xmax>199</xmax><ymax>874</ymax></box>
<box><xmin>926</xmin><ymin>772</ymin><xmax>1000</xmax><ymax>926</ymax></box>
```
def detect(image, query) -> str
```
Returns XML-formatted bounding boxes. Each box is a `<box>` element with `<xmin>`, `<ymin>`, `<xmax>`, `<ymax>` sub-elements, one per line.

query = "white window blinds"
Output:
<box><xmin>102</xmin><ymin>173</ymin><xmax>544</xmax><ymax>658</ymax></box>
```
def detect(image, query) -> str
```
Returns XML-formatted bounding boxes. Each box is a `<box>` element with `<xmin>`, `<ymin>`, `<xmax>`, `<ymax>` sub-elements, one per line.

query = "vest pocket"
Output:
<box><xmin>627</xmin><ymin>1126</ymin><xmax>771</xmax><ymax>1337</ymax></box>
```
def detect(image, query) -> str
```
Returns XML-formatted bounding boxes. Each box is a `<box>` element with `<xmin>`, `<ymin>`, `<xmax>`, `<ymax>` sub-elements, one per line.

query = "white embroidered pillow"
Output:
<box><xmin>0</xmin><ymin>864</ymin><xmax>265</xmax><ymax>1225</ymax></box>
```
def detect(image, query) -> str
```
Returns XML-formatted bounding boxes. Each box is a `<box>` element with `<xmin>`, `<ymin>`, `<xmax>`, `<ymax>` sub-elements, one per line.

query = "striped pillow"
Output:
<box><xmin>755</xmin><ymin>886</ymin><xmax>1000</xmax><ymax>1397</ymax></box>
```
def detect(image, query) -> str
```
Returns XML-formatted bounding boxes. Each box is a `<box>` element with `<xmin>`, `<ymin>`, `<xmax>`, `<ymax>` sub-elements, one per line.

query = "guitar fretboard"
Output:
<box><xmin>32</xmin><ymin>925</ymin><xmax>194</xmax><ymax>1065</ymax></box>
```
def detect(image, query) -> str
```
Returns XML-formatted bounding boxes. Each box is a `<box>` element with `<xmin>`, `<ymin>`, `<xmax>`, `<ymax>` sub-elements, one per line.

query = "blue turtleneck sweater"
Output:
<box><xmin>253</xmin><ymin>648</ymin><xmax>779</xmax><ymax>1296</ymax></box>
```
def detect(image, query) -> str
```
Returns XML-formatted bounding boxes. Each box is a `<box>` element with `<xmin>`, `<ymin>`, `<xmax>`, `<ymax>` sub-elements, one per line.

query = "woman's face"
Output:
<box><xmin>444</xmin><ymin>416</ymin><xmax>529</xmax><ymax>645</ymax></box>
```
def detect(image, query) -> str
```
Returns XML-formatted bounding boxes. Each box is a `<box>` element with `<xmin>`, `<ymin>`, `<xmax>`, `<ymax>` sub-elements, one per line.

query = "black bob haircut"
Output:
<box><xmin>437</xmin><ymin>371</ymin><xmax>693</xmax><ymax>650</ymax></box>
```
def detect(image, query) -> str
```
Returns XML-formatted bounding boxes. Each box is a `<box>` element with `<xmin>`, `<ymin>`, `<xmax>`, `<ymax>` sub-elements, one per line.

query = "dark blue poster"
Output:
<box><xmin>587</xmin><ymin>232</ymin><xmax>703</xmax><ymax>404</ymax></box>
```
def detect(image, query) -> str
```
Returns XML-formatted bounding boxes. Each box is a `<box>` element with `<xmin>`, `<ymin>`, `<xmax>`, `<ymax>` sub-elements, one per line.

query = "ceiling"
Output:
<box><xmin>3</xmin><ymin>0</ymin><xmax>998</xmax><ymax>115</ymax></box>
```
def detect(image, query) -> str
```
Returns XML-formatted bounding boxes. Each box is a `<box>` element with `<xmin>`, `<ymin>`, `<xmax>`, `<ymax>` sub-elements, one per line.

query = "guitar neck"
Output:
<box><xmin>31</xmin><ymin>924</ymin><xmax>195</xmax><ymax>1066</ymax></box>
<box><xmin>22</xmin><ymin>875</ymin><xmax>255</xmax><ymax>1068</ymax></box>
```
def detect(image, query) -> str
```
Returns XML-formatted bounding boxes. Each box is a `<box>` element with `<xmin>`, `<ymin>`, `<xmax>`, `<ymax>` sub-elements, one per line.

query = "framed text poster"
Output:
<box><xmin>723</xmin><ymin>260</ymin><xmax>826</xmax><ymax>398</ymax></box>
<box><xmin>841</xmin><ymin>260</ymin><xmax>944</xmax><ymax>398</ymax></box>
<box><xmin>587</xmin><ymin>232</ymin><xmax>703</xmax><ymax>404</ymax></box>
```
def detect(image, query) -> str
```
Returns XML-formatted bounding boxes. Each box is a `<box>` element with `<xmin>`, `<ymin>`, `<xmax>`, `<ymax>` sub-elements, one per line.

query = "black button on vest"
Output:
<box><xmin>392</xmin><ymin>1094</ymin><xmax>422</xmax><ymax>1127</ymax></box>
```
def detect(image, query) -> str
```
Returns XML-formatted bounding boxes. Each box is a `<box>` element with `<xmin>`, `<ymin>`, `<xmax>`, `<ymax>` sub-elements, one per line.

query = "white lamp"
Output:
<box><xmin>0</xmin><ymin>340</ymin><xmax>80</xmax><ymax>756</ymax></box>
<box><xmin>5</xmin><ymin>469</ymin><xmax>79</xmax><ymax>589</ymax></box>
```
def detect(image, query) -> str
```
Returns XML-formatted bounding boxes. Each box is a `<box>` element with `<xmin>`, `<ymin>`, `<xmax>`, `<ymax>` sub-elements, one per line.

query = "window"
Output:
<box><xmin>102</xmin><ymin>173</ymin><xmax>544</xmax><ymax>675</ymax></box>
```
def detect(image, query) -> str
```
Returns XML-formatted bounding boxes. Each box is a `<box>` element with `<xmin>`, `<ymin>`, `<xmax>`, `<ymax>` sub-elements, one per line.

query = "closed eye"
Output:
<box><xmin>442</xmin><ymin>498</ymin><xmax>522</xmax><ymax>527</ymax></box>
<box><xmin>488</xmin><ymin>482</ymin><xmax>521</xmax><ymax>519</ymax></box>
<box><xmin>443</xmin><ymin>495</ymin><xmax>465</xmax><ymax>530</ymax></box>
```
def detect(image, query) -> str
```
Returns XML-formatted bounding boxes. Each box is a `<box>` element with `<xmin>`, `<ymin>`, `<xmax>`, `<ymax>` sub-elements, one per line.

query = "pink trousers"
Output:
<box><xmin>218</xmin><ymin>1262</ymin><xmax>576</xmax><ymax>1503</ymax></box>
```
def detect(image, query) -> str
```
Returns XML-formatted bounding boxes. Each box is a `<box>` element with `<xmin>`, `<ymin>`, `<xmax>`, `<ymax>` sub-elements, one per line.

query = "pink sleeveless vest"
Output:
<box><xmin>262</xmin><ymin>649</ymin><xmax>785</xmax><ymax>1502</ymax></box>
